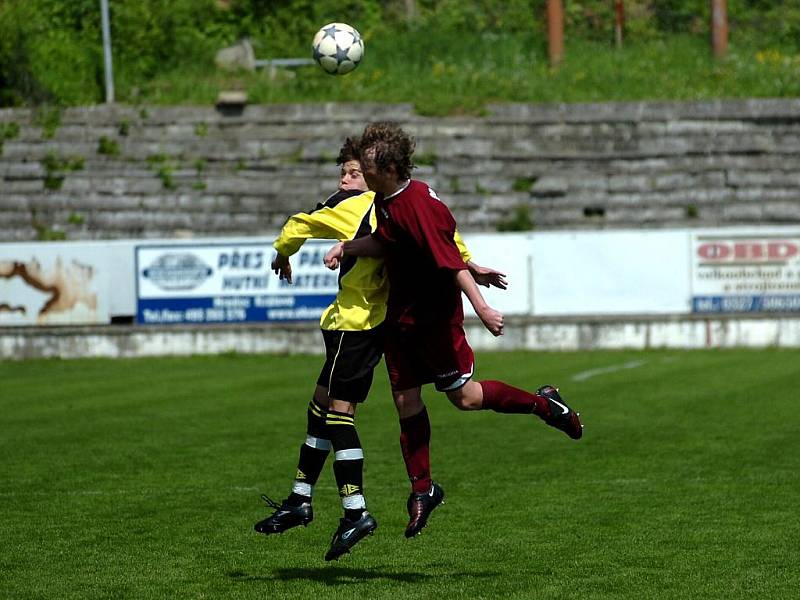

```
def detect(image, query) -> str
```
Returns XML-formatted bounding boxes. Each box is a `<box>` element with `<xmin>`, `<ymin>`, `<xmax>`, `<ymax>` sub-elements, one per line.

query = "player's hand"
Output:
<box><xmin>271</xmin><ymin>253</ymin><xmax>292</xmax><ymax>283</ymax></box>
<box><xmin>469</xmin><ymin>262</ymin><xmax>507</xmax><ymax>290</ymax></box>
<box><xmin>477</xmin><ymin>305</ymin><xmax>504</xmax><ymax>337</ymax></box>
<box><xmin>324</xmin><ymin>242</ymin><xmax>345</xmax><ymax>270</ymax></box>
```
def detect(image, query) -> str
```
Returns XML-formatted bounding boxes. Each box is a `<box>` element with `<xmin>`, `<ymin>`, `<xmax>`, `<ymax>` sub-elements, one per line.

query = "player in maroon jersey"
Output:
<box><xmin>325</xmin><ymin>122</ymin><xmax>583</xmax><ymax>538</ymax></box>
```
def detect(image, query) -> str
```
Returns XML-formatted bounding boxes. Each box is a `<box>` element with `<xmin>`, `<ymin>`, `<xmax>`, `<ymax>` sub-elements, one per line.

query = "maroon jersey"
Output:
<box><xmin>373</xmin><ymin>179</ymin><xmax>467</xmax><ymax>326</ymax></box>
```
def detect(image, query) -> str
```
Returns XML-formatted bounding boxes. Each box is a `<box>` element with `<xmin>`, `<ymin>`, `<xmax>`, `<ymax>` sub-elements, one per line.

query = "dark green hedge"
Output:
<box><xmin>1</xmin><ymin>0</ymin><xmax>797</xmax><ymax>107</ymax></box>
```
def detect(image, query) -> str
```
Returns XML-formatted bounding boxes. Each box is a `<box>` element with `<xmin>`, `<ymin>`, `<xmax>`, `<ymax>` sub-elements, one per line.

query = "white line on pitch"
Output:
<box><xmin>571</xmin><ymin>359</ymin><xmax>647</xmax><ymax>382</ymax></box>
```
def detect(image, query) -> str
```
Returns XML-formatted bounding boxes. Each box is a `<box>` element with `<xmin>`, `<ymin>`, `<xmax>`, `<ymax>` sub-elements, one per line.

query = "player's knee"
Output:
<box><xmin>313</xmin><ymin>385</ymin><xmax>331</xmax><ymax>409</ymax></box>
<box><xmin>446</xmin><ymin>389</ymin><xmax>481</xmax><ymax>411</ymax></box>
<box><xmin>393</xmin><ymin>389</ymin><xmax>424</xmax><ymax>418</ymax></box>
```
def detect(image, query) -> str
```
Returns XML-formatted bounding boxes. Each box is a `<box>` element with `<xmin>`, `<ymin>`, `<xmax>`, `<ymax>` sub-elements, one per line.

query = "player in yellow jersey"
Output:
<box><xmin>254</xmin><ymin>137</ymin><xmax>505</xmax><ymax>561</ymax></box>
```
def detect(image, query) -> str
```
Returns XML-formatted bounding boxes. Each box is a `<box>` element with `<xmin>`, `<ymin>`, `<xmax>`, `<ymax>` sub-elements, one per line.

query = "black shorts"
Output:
<box><xmin>316</xmin><ymin>324</ymin><xmax>385</xmax><ymax>403</ymax></box>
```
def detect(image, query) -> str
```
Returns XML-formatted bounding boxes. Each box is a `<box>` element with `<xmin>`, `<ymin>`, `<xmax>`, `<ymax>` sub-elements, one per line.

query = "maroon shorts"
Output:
<box><xmin>384</xmin><ymin>322</ymin><xmax>475</xmax><ymax>392</ymax></box>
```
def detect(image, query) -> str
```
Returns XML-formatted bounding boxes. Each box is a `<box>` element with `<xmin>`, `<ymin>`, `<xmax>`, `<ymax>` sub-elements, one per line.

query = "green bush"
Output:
<box><xmin>2</xmin><ymin>0</ymin><xmax>799</xmax><ymax>107</ymax></box>
<box><xmin>98</xmin><ymin>136</ymin><xmax>120</xmax><ymax>156</ymax></box>
<box><xmin>41</xmin><ymin>150</ymin><xmax>84</xmax><ymax>190</ymax></box>
<box><xmin>497</xmin><ymin>205</ymin><xmax>534</xmax><ymax>232</ymax></box>
<box><xmin>0</xmin><ymin>3</ymin><xmax>50</xmax><ymax>105</ymax></box>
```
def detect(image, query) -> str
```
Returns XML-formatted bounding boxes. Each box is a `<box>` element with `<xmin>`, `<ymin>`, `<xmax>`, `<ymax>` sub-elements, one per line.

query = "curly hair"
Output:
<box><xmin>358</xmin><ymin>121</ymin><xmax>416</xmax><ymax>180</ymax></box>
<box><xmin>336</xmin><ymin>136</ymin><xmax>360</xmax><ymax>165</ymax></box>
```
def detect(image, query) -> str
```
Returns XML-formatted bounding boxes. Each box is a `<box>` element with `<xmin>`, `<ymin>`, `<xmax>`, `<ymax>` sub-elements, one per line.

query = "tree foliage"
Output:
<box><xmin>1</xmin><ymin>0</ymin><xmax>798</xmax><ymax>107</ymax></box>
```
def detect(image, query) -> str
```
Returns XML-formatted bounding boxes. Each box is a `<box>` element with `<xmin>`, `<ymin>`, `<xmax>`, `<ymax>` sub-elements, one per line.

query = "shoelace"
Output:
<box><xmin>260</xmin><ymin>494</ymin><xmax>283</xmax><ymax>510</ymax></box>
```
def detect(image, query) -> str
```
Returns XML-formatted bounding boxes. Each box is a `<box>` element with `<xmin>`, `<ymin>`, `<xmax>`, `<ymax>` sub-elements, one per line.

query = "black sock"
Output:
<box><xmin>326</xmin><ymin>409</ymin><xmax>366</xmax><ymax>517</ymax></box>
<box><xmin>287</xmin><ymin>398</ymin><xmax>331</xmax><ymax>505</ymax></box>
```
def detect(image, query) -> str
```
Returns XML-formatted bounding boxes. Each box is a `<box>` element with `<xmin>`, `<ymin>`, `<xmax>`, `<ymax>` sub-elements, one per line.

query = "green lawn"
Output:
<box><xmin>1</xmin><ymin>349</ymin><xmax>798</xmax><ymax>599</ymax></box>
<box><xmin>133</xmin><ymin>34</ymin><xmax>800</xmax><ymax>116</ymax></box>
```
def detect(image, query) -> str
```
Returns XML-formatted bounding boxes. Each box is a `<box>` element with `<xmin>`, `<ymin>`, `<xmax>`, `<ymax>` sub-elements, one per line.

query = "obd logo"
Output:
<box><xmin>697</xmin><ymin>240</ymin><xmax>798</xmax><ymax>264</ymax></box>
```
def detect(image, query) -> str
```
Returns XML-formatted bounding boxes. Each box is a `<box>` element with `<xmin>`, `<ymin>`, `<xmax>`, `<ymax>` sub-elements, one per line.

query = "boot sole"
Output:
<box><xmin>254</xmin><ymin>516</ymin><xmax>312</xmax><ymax>535</ymax></box>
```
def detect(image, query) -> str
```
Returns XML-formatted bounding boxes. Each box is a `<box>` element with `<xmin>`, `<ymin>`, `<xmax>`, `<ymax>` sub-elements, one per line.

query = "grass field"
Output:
<box><xmin>137</xmin><ymin>34</ymin><xmax>800</xmax><ymax>116</ymax></box>
<box><xmin>1</xmin><ymin>349</ymin><xmax>798</xmax><ymax>599</ymax></box>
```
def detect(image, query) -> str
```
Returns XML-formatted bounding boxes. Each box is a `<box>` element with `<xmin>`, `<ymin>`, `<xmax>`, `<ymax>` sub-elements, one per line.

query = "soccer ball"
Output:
<box><xmin>312</xmin><ymin>22</ymin><xmax>364</xmax><ymax>75</ymax></box>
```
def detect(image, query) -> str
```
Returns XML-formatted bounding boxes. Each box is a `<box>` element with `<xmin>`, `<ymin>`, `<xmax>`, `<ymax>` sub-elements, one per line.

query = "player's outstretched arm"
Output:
<box><xmin>454</xmin><ymin>269</ymin><xmax>504</xmax><ymax>336</ymax></box>
<box><xmin>466</xmin><ymin>261</ymin><xmax>507</xmax><ymax>290</ymax></box>
<box><xmin>324</xmin><ymin>235</ymin><xmax>385</xmax><ymax>269</ymax></box>
<box><xmin>271</xmin><ymin>252</ymin><xmax>292</xmax><ymax>284</ymax></box>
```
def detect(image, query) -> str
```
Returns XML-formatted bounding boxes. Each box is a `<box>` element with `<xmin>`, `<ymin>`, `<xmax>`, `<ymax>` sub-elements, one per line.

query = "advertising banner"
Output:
<box><xmin>691</xmin><ymin>230</ymin><xmax>800</xmax><ymax>313</ymax></box>
<box><xmin>530</xmin><ymin>230</ymin><xmax>691</xmax><ymax>315</ymax></box>
<box><xmin>459</xmin><ymin>233</ymin><xmax>532</xmax><ymax>316</ymax></box>
<box><xmin>0</xmin><ymin>244</ymin><xmax>110</xmax><ymax>326</ymax></box>
<box><xmin>135</xmin><ymin>241</ymin><xmax>338</xmax><ymax>324</ymax></box>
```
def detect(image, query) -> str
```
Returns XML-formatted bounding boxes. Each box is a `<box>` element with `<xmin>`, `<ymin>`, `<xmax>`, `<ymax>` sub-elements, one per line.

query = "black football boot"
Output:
<box><xmin>324</xmin><ymin>511</ymin><xmax>378</xmax><ymax>561</ymax></box>
<box><xmin>254</xmin><ymin>495</ymin><xmax>313</xmax><ymax>534</ymax></box>
<box><xmin>536</xmin><ymin>385</ymin><xmax>583</xmax><ymax>440</ymax></box>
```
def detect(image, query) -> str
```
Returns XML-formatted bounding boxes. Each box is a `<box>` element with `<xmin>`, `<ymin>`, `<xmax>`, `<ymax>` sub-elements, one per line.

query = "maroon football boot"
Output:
<box><xmin>405</xmin><ymin>481</ymin><xmax>445</xmax><ymax>538</ymax></box>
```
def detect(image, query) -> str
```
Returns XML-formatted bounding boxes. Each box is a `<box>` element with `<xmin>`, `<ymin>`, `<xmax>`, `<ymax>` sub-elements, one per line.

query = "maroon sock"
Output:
<box><xmin>399</xmin><ymin>407</ymin><xmax>432</xmax><ymax>494</ymax></box>
<box><xmin>479</xmin><ymin>380</ymin><xmax>550</xmax><ymax>416</ymax></box>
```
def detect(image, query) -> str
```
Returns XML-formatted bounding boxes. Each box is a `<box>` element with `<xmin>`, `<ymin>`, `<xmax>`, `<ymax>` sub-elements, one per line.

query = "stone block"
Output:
<box><xmin>0</xmin><ymin>227</ymin><xmax>35</xmax><ymax>241</ymax></box>
<box><xmin>637</xmin><ymin>137</ymin><xmax>692</xmax><ymax>156</ymax></box>
<box><xmin>568</xmin><ymin>174</ymin><xmax>608</xmax><ymax>191</ymax></box>
<box><xmin>3</xmin><ymin>99</ymin><xmax>800</xmax><ymax>236</ymax></box>
<box><xmin>60</xmin><ymin>178</ymin><xmax>92</xmax><ymax>193</ymax></box>
<box><xmin>607</xmin><ymin>158</ymin><xmax>672</xmax><ymax>173</ymax></box>
<box><xmin>447</xmin><ymin>193</ymin><xmax>488</xmax><ymax>210</ymax></box>
<box><xmin>775</xmin><ymin>134</ymin><xmax>800</xmax><ymax>153</ymax></box>
<box><xmin>721</xmin><ymin>203</ymin><xmax>764</xmax><ymax>220</ymax></box>
<box><xmin>531</xmin><ymin>176</ymin><xmax>568</xmax><ymax>197</ymax></box>
<box><xmin>1</xmin><ymin>163</ymin><xmax>43</xmax><ymax>179</ymax></box>
<box><xmin>0</xmin><ymin>210</ymin><xmax>32</xmax><ymax>227</ymax></box>
<box><xmin>436</xmin><ymin>138</ymin><xmax>494</xmax><ymax>158</ymax></box>
<box><xmin>608</xmin><ymin>174</ymin><xmax>651</xmax><ymax>193</ymax></box>
<box><xmin>734</xmin><ymin>188</ymin><xmax>800</xmax><ymax>202</ymax></box>
<box><xmin>127</xmin><ymin>179</ymin><xmax>165</xmax><ymax>194</ymax></box>
<box><xmin>5</xmin><ymin>180</ymin><xmax>42</xmax><ymax>193</ymax></box>
<box><xmin>0</xmin><ymin>195</ymin><xmax>29</xmax><ymax>210</ymax></box>
<box><xmin>727</xmin><ymin>171</ymin><xmax>775</xmax><ymax>188</ymax></box>
<box><xmin>653</xmin><ymin>173</ymin><xmax>695</xmax><ymax>191</ymax></box>
<box><xmin>437</xmin><ymin>159</ymin><xmax>506</xmax><ymax>177</ymax></box>
<box><xmin>763</xmin><ymin>202</ymin><xmax>800</xmax><ymax>220</ymax></box>
<box><xmin>485</xmin><ymin>195</ymin><xmax>527</xmax><ymax>210</ymax></box>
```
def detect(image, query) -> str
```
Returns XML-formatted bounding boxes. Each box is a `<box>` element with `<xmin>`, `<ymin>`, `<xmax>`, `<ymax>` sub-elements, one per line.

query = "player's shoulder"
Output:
<box><xmin>400</xmin><ymin>179</ymin><xmax>438</xmax><ymax>204</ymax></box>
<box><xmin>314</xmin><ymin>189</ymin><xmax>374</xmax><ymax>212</ymax></box>
<box><xmin>405</xmin><ymin>180</ymin><xmax>449</xmax><ymax>212</ymax></box>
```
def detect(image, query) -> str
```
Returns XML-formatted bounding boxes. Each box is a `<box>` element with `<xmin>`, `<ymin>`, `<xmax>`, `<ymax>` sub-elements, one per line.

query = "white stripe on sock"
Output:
<box><xmin>305</xmin><ymin>435</ymin><xmax>331</xmax><ymax>450</ymax></box>
<box><xmin>292</xmin><ymin>482</ymin><xmax>313</xmax><ymax>497</ymax></box>
<box><xmin>334</xmin><ymin>448</ymin><xmax>364</xmax><ymax>461</ymax></box>
<box><xmin>342</xmin><ymin>494</ymin><xmax>366</xmax><ymax>510</ymax></box>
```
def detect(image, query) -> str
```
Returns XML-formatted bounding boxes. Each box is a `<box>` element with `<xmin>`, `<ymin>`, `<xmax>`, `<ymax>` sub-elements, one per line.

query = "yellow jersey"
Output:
<box><xmin>273</xmin><ymin>189</ymin><xmax>472</xmax><ymax>331</ymax></box>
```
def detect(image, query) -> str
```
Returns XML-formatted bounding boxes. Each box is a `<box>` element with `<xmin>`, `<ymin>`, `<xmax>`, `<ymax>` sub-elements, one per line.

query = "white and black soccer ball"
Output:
<box><xmin>312</xmin><ymin>22</ymin><xmax>364</xmax><ymax>75</ymax></box>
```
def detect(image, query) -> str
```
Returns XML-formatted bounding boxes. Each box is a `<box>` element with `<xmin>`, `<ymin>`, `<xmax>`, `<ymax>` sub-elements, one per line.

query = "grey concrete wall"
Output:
<box><xmin>2</xmin><ymin>314</ymin><xmax>799</xmax><ymax>360</ymax></box>
<box><xmin>2</xmin><ymin>99</ymin><xmax>800</xmax><ymax>242</ymax></box>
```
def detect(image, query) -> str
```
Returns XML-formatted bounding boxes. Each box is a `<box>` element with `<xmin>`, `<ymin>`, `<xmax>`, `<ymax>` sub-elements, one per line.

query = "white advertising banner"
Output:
<box><xmin>0</xmin><ymin>244</ymin><xmax>110</xmax><ymax>326</ymax></box>
<box><xmin>135</xmin><ymin>240</ymin><xmax>338</xmax><ymax>324</ymax></box>
<box><xmin>459</xmin><ymin>233</ymin><xmax>533</xmax><ymax>316</ymax></box>
<box><xmin>530</xmin><ymin>230</ymin><xmax>691</xmax><ymax>315</ymax></box>
<box><xmin>690</xmin><ymin>228</ymin><xmax>800</xmax><ymax>313</ymax></box>
<box><xmin>6</xmin><ymin>226</ymin><xmax>798</xmax><ymax>329</ymax></box>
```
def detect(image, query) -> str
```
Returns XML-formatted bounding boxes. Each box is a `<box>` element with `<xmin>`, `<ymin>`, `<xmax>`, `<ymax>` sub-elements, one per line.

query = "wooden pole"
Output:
<box><xmin>614</xmin><ymin>0</ymin><xmax>625</xmax><ymax>49</ymax></box>
<box><xmin>711</xmin><ymin>0</ymin><xmax>728</xmax><ymax>58</ymax></box>
<box><xmin>547</xmin><ymin>0</ymin><xmax>564</xmax><ymax>67</ymax></box>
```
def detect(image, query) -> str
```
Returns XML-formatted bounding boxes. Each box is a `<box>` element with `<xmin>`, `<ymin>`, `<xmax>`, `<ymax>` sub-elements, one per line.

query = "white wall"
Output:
<box><xmin>2</xmin><ymin>225</ymin><xmax>799</xmax><ymax>327</ymax></box>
